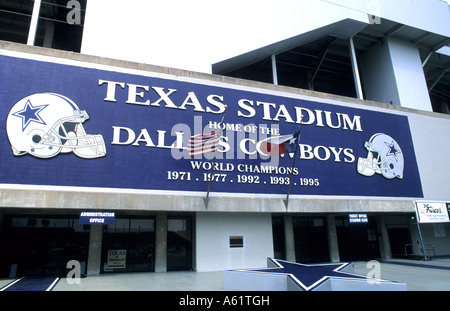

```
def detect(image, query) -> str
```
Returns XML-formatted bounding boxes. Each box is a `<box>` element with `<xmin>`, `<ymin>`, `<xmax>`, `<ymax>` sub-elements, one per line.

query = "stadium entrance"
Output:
<box><xmin>335</xmin><ymin>215</ymin><xmax>380</xmax><ymax>261</ymax></box>
<box><xmin>0</xmin><ymin>213</ymin><xmax>194</xmax><ymax>277</ymax></box>
<box><xmin>0</xmin><ymin>214</ymin><xmax>89</xmax><ymax>277</ymax></box>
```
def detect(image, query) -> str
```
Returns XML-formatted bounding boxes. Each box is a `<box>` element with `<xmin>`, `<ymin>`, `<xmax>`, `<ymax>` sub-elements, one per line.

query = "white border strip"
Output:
<box><xmin>46</xmin><ymin>277</ymin><xmax>60</xmax><ymax>291</ymax></box>
<box><xmin>0</xmin><ymin>277</ymin><xmax>60</xmax><ymax>291</ymax></box>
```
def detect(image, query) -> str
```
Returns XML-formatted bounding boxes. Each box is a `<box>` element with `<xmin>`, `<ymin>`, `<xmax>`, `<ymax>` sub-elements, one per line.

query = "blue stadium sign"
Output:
<box><xmin>0</xmin><ymin>51</ymin><xmax>423</xmax><ymax>198</ymax></box>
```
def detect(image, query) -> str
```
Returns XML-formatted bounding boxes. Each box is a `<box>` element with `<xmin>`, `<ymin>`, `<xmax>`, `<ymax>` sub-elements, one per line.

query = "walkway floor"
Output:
<box><xmin>353</xmin><ymin>258</ymin><xmax>450</xmax><ymax>291</ymax></box>
<box><xmin>1</xmin><ymin>258</ymin><xmax>450</xmax><ymax>291</ymax></box>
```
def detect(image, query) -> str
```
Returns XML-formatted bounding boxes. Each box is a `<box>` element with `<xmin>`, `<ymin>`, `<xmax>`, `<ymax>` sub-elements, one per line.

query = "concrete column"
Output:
<box><xmin>327</xmin><ymin>215</ymin><xmax>340</xmax><ymax>263</ymax></box>
<box><xmin>359</xmin><ymin>38</ymin><xmax>432</xmax><ymax>111</ymax></box>
<box><xmin>155</xmin><ymin>214</ymin><xmax>167</xmax><ymax>272</ymax></box>
<box><xmin>349</xmin><ymin>37</ymin><xmax>364</xmax><ymax>100</ymax></box>
<box><xmin>271</xmin><ymin>54</ymin><xmax>278</xmax><ymax>85</ymax></box>
<box><xmin>377</xmin><ymin>216</ymin><xmax>392</xmax><ymax>260</ymax></box>
<box><xmin>87</xmin><ymin>224</ymin><xmax>103</xmax><ymax>275</ymax></box>
<box><xmin>27</xmin><ymin>0</ymin><xmax>41</xmax><ymax>46</ymax></box>
<box><xmin>43</xmin><ymin>21</ymin><xmax>55</xmax><ymax>48</ymax></box>
<box><xmin>284</xmin><ymin>214</ymin><xmax>296</xmax><ymax>262</ymax></box>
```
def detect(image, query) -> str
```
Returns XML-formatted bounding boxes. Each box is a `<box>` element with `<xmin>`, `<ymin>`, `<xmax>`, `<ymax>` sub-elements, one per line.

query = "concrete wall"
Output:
<box><xmin>195</xmin><ymin>212</ymin><xmax>273</xmax><ymax>271</ymax></box>
<box><xmin>359</xmin><ymin>40</ymin><xmax>400</xmax><ymax>106</ymax></box>
<box><xmin>360</xmin><ymin>38</ymin><xmax>433</xmax><ymax>111</ymax></box>
<box><xmin>387</xmin><ymin>39</ymin><xmax>433</xmax><ymax>111</ymax></box>
<box><xmin>410</xmin><ymin>223</ymin><xmax>450</xmax><ymax>257</ymax></box>
<box><xmin>408</xmin><ymin>112</ymin><xmax>450</xmax><ymax>201</ymax></box>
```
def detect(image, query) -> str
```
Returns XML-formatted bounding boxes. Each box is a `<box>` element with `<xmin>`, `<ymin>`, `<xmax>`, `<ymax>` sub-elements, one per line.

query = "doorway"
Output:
<box><xmin>271</xmin><ymin>216</ymin><xmax>286</xmax><ymax>260</ymax></box>
<box><xmin>167</xmin><ymin>216</ymin><xmax>193</xmax><ymax>271</ymax></box>
<box><xmin>293</xmin><ymin>216</ymin><xmax>329</xmax><ymax>263</ymax></box>
<box><xmin>388</xmin><ymin>227</ymin><xmax>412</xmax><ymax>257</ymax></box>
<box><xmin>0</xmin><ymin>215</ymin><xmax>89</xmax><ymax>277</ymax></box>
<box><xmin>335</xmin><ymin>216</ymin><xmax>380</xmax><ymax>261</ymax></box>
<box><xmin>101</xmin><ymin>217</ymin><xmax>155</xmax><ymax>273</ymax></box>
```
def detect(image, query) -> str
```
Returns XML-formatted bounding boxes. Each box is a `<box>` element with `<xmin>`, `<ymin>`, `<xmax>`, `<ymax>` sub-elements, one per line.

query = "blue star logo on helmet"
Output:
<box><xmin>12</xmin><ymin>99</ymin><xmax>49</xmax><ymax>131</ymax></box>
<box><xmin>6</xmin><ymin>93</ymin><xmax>106</xmax><ymax>159</ymax></box>
<box><xmin>385</xmin><ymin>140</ymin><xmax>401</xmax><ymax>161</ymax></box>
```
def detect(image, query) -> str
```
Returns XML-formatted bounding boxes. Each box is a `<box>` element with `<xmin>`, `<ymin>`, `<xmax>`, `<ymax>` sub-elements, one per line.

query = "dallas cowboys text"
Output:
<box><xmin>99</xmin><ymin>78</ymin><xmax>362</xmax><ymax>190</ymax></box>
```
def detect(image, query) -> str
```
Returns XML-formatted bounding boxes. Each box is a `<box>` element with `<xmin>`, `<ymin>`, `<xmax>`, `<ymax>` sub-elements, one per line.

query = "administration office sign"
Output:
<box><xmin>79</xmin><ymin>211</ymin><xmax>115</xmax><ymax>225</ymax></box>
<box><xmin>0</xmin><ymin>50</ymin><xmax>423</xmax><ymax>198</ymax></box>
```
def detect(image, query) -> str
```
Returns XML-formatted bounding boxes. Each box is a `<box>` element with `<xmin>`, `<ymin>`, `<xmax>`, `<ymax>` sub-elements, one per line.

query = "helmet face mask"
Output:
<box><xmin>357</xmin><ymin>150</ymin><xmax>378</xmax><ymax>177</ymax></box>
<box><xmin>7</xmin><ymin>93</ymin><xmax>106</xmax><ymax>159</ymax></box>
<box><xmin>357</xmin><ymin>133</ymin><xmax>404</xmax><ymax>180</ymax></box>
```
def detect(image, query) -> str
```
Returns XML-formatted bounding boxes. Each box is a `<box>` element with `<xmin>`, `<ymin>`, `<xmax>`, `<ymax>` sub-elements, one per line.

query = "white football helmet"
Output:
<box><xmin>6</xmin><ymin>93</ymin><xmax>106</xmax><ymax>159</ymax></box>
<box><xmin>357</xmin><ymin>133</ymin><xmax>403</xmax><ymax>179</ymax></box>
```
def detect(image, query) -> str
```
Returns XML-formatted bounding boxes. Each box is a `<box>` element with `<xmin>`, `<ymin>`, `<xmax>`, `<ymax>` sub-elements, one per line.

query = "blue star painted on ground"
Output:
<box><xmin>245</xmin><ymin>258</ymin><xmax>368</xmax><ymax>291</ymax></box>
<box><xmin>12</xmin><ymin>99</ymin><xmax>48</xmax><ymax>131</ymax></box>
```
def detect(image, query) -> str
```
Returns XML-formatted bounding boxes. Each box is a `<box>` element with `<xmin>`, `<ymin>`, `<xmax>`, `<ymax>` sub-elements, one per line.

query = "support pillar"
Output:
<box><xmin>87</xmin><ymin>224</ymin><xmax>103</xmax><ymax>275</ymax></box>
<box><xmin>155</xmin><ymin>214</ymin><xmax>167</xmax><ymax>272</ymax></box>
<box><xmin>327</xmin><ymin>215</ymin><xmax>340</xmax><ymax>263</ymax></box>
<box><xmin>28</xmin><ymin>0</ymin><xmax>42</xmax><ymax>46</ymax></box>
<box><xmin>349</xmin><ymin>37</ymin><xmax>364</xmax><ymax>100</ymax></box>
<box><xmin>359</xmin><ymin>38</ymin><xmax>432</xmax><ymax>111</ymax></box>
<box><xmin>284</xmin><ymin>214</ymin><xmax>295</xmax><ymax>262</ymax></box>
<box><xmin>271</xmin><ymin>54</ymin><xmax>278</xmax><ymax>85</ymax></box>
<box><xmin>377</xmin><ymin>216</ymin><xmax>392</xmax><ymax>260</ymax></box>
<box><xmin>43</xmin><ymin>21</ymin><xmax>55</xmax><ymax>48</ymax></box>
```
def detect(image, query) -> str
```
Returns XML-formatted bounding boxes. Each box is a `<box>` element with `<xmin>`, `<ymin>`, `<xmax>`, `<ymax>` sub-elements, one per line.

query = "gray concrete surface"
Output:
<box><xmin>1</xmin><ymin>258</ymin><xmax>450</xmax><ymax>291</ymax></box>
<box><xmin>353</xmin><ymin>258</ymin><xmax>450</xmax><ymax>291</ymax></box>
